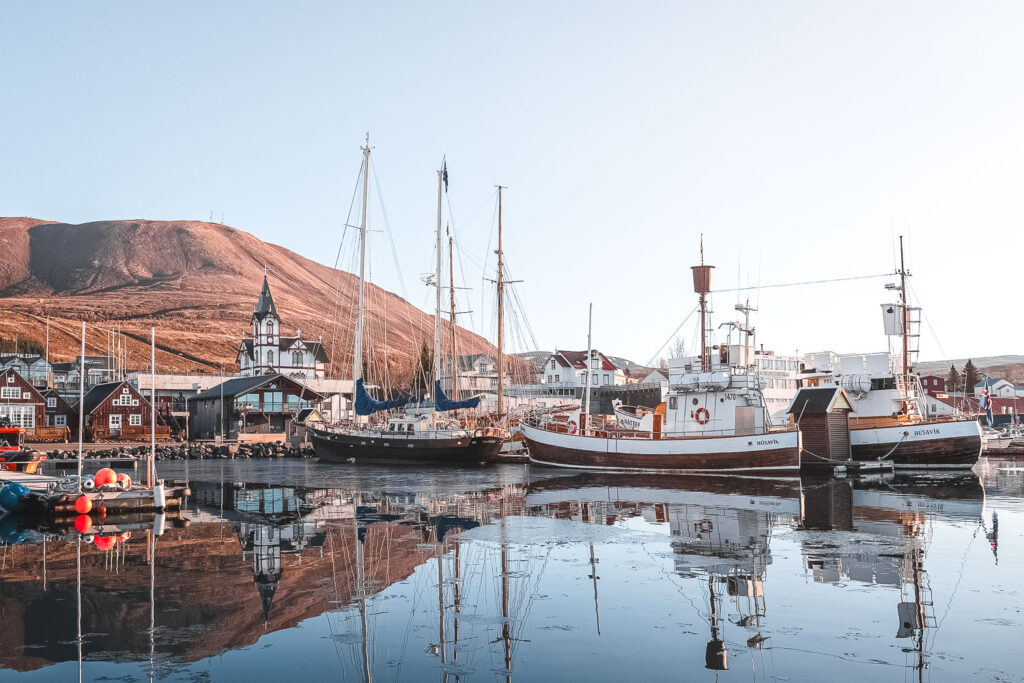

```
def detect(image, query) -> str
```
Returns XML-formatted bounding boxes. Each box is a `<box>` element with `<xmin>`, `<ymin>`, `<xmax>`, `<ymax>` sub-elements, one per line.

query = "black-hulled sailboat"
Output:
<box><xmin>310</xmin><ymin>142</ymin><xmax>502</xmax><ymax>465</ymax></box>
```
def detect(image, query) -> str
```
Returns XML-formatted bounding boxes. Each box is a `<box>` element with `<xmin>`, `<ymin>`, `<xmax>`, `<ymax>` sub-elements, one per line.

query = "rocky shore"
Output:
<box><xmin>39</xmin><ymin>442</ymin><xmax>315</xmax><ymax>461</ymax></box>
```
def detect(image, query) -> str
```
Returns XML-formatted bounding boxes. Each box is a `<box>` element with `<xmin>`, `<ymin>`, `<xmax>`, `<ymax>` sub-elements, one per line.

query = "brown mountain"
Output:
<box><xmin>0</xmin><ymin>217</ymin><xmax>492</xmax><ymax>380</ymax></box>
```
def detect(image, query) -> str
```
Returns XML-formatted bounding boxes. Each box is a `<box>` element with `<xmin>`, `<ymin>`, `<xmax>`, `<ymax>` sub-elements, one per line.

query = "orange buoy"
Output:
<box><xmin>96</xmin><ymin>506</ymin><xmax>107</xmax><ymax>519</ymax></box>
<box><xmin>74</xmin><ymin>515</ymin><xmax>93</xmax><ymax>533</ymax></box>
<box><xmin>94</xmin><ymin>535</ymin><xmax>116</xmax><ymax>550</ymax></box>
<box><xmin>94</xmin><ymin>468</ymin><xmax>117</xmax><ymax>487</ymax></box>
<box><xmin>74</xmin><ymin>496</ymin><xmax>92</xmax><ymax>514</ymax></box>
<box><xmin>121</xmin><ymin>531</ymin><xmax>132</xmax><ymax>541</ymax></box>
<box><xmin>116</xmin><ymin>472</ymin><xmax>132</xmax><ymax>489</ymax></box>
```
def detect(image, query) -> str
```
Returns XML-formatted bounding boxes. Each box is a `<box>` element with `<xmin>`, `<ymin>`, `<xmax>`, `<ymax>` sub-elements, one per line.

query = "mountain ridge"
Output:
<box><xmin>0</xmin><ymin>217</ymin><xmax>493</xmax><ymax>381</ymax></box>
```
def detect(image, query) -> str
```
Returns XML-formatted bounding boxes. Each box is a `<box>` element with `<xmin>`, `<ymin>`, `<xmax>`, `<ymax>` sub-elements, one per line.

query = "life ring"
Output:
<box><xmin>696</xmin><ymin>519</ymin><xmax>713</xmax><ymax>534</ymax></box>
<box><xmin>695</xmin><ymin>408</ymin><xmax>710</xmax><ymax>425</ymax></box>
<box><xmin>567</xmin><ymin>420</ymin><xmax>578</xmax><ymax>435</ymax></box>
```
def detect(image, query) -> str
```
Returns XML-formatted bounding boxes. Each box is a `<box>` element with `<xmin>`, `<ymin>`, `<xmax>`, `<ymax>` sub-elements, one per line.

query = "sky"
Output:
<box><xmin>2</xmin><ymin>1</ymin><xmax>1023</xmax><ymax>365</ymax></box>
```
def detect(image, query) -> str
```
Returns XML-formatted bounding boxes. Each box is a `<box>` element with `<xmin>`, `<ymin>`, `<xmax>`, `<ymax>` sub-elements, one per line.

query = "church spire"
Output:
<box><xmin>253</xmin><ymin>272</ymin><xmax>279</xmax><ymax>321</ymax></box>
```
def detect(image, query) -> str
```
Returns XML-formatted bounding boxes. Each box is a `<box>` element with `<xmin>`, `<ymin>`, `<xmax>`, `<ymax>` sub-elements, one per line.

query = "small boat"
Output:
<box><xmin>522</xmin><ymin>251</ymin><xmax>802</xmax><ymax>476</ymax></box>
<box><xmin>0</xmin><ymin>422</ymin><xmax>46</xmax><ymax>474</ymax></box>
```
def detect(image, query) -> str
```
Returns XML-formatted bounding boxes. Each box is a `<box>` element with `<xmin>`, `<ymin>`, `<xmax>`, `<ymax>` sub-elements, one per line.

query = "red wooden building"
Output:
<box><xmin>80</xmin><ymin>380</ymin><xmax>167</xmax><ymax>441</ymax></box>
<box><xmin>41</xmin><ymin>388</ymin><xmax>77</xmax><ymax>434</ymax></box>
<box><xmin>919</xmin><ymin>375</ymin><xmax>947</xmax><ymax>397</ymax></box>
<box><xmin>0</xmin><ymin>368</ymin><xmax>46</xmax><ymax>431</ymax></box>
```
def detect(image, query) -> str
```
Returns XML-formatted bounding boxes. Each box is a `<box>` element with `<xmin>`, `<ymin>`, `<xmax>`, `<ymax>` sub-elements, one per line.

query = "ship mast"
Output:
<box><xmin>898</xmin><ymin>236</ymin><xmax>910</xmax><ymax>386</ymax></box>
<box><xmin>434</xmin><ymin>163</ymin><xmax>444</xmax><ymax>394</ymax></box>
<box><xmin>353</xmin><ymin>137</ymin><xmax>371</xmax><ymax>386</ymax></box>
<box><xmin>691</xmin><ymin>237</ymin><xmax>714</xmax><ymax>372</ymax></box>
<box><xmin>583</xmin><ymin>303</ymin><xmax>593</xmax><ymax>434</ymax></box>
<box><xmin>496</xmin><ymin>186</ymin><xmax>506</xmax><ymax>417</ymax></box>
<box><xmin>448</xmin><ymin>231</ymin><xmax>460</xmax><ymax>399</ymax></box>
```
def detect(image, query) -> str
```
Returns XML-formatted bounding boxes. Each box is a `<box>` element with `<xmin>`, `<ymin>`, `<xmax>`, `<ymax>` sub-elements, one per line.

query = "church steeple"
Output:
<box><xmin>253</xmin><ymin>272</ymin><xmax>279</xmax><ymax>322</ymax></box>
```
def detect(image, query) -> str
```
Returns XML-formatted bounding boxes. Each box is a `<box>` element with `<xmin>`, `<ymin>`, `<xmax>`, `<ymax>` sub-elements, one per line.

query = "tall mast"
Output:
<box><xmin>448</xmin><ymin>231</ymin><xmax>459</xmax><ymax>398</ymax></box>
<box><xmin>434</xmin><ymin>163</ymin><xmax>444</xmax><ymax>388</ymax></box>
<box><xmin>496</xmin><ymin>186</ymin><xmax>506</xmax><ymax>417</ymax></box>
<box><xmin>77</xmin><ymin>322</ymin><xmax>85</xmax><ymax>491</ymax></box>
<box><xmin>353</xmin><ymin>136</ymin><xmax>371</xmax><ymax>385</ymax></box>
<box><xmin>691</xmin><ymin>237</ymin><xmax>714</xmax><ymax>372</ymax></box>
<box><xmin>899</xmin><ymin>235</ymin><xmax>910</xmax><ymax>385</ymax></box>
<box><xmin>584</xmin><ymin>303</ymin><xmax>593</xmax><ymax>433</ymax></box>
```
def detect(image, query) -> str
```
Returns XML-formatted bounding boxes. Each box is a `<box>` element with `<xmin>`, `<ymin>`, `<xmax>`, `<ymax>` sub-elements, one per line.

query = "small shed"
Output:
<box><xmin>787</xmin><ymin>387</ymin><xmax>855</xmax><ymax>465</ymax></box>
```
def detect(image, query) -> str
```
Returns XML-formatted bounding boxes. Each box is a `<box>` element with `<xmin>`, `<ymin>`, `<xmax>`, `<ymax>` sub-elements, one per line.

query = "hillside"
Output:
<box><xmin>0</xmin><ymin>217</ymin><xmax>493</xmax><ymax>381</ymax></box>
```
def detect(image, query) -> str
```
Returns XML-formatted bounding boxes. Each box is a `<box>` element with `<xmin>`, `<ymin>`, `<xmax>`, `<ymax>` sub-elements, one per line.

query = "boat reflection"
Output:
<box><xmin>0</xmin><ymin>468</ymin><xmax>996</xmax><ymax>680</ymax></box>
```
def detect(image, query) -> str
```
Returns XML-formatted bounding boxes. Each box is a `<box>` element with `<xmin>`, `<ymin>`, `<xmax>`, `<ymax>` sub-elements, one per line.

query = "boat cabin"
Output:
<box><xmin>385</xmin><ymin>417</ymin><xmax>428</xmax><ymax>435</ymax></box>
<box><xmin>664</xmin><ymin>347</ymin><xmax>769</xmax><ymax>436</ymax></box>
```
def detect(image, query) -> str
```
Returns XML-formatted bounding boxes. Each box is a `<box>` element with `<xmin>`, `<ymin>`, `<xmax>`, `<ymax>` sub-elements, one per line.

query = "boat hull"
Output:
<box><xmin>309</xmin><ymin>427</ymin><xmax>503</xmax><ymax>466</ymax></box>
<box><xmin>849</xmin><ymin>419</ymin><xmax>982</xmax><ymax>469</ymax></box>
<box><xmin>522</xmin><ymin>423</ymin><xmax>801</xmax><ymax>475</ymax></box>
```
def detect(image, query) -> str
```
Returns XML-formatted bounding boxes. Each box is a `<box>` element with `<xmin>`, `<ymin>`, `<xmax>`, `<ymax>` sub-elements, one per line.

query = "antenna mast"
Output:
<box><xmin>898</xmin><ymin>235</ymin><xmax>910</xmax><ymax>384</ymax></box>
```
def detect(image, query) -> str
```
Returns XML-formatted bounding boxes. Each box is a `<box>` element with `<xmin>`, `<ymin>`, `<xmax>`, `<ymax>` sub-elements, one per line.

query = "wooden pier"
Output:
<box><xmin>0</xmin><ymin>470</ymin><xmax>190</xmax><ymax>518</ymax></box>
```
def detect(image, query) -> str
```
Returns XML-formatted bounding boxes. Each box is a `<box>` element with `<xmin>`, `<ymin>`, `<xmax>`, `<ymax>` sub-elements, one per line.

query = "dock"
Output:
<box><xmin>0</xmin><ymin>470</ymin><xmax>190</xmax><ymax>520</ymax></box>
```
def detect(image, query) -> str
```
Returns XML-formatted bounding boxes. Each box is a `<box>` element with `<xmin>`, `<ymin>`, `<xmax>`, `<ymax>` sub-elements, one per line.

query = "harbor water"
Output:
<box><xmin>1</xmin><ymin>458</ymin><xmax>1022</xmax><ymax>682</ymax></box>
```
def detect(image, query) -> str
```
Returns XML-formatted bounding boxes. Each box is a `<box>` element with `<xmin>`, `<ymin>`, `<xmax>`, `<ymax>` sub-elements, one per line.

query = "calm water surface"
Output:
<box><xmin>1</xmin><ymin>458</ymin><xmax>1022</xmax><ymax>682</ymax></box>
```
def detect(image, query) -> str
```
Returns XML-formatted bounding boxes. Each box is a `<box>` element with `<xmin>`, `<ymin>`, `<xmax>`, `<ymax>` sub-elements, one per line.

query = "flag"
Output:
<box><xmin>442</xmin><ymin>161</ymin><xmax>449</xmax><ymax>192</ymax></box>
<box><xmin>981</xmin><ymin>387</ymin><xmax>994</xmax><ymax>426</ymax></box>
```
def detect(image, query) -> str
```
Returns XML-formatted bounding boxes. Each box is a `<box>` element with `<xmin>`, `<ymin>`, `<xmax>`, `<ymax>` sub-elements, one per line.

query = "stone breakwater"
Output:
<box><xmin>40</xmin><ymin>442</ymin><xmax>316</xmax><ymax>461</ymax></box>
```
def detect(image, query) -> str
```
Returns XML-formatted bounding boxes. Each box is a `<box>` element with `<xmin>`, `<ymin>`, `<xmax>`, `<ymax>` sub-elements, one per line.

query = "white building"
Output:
<box><xmin>0</xmin><ymin>354</ymin><xmax>51</xmax><ymax>387</ymax></box>
<box><xmin>237</xmin><ymin>275</ymin><xmax>328</xmax><ymax>379</ymax></box>
<box><xmin>974</xmin><ymin>378</ymin><xmax>1015</xmax><ymax>399</ymax></box>
<box><xmin>539</xmin><ymin>350</ymin><xmax>625</xmax><ymax>388</ymax></box>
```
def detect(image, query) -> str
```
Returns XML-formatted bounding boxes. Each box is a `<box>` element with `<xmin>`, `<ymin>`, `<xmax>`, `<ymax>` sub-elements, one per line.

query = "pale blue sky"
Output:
<box><xmin>2</xmin><ymin>1</ymin><xmax>1022</xmax><ymax>364</ymax></box>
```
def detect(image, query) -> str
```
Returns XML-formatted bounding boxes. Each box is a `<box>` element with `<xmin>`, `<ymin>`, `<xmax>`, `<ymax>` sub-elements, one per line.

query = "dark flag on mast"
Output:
<box><xmin>442</xmin><ymin>160</ymin><xmax>449</xmax><ymax>192</ymax></box>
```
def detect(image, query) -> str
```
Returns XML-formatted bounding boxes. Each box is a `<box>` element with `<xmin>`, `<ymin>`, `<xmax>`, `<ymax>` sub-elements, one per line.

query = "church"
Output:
<box><xmin>237</xmin><ymin>275</ymin><xmax>329</xmax><ymax>379</ymax></box>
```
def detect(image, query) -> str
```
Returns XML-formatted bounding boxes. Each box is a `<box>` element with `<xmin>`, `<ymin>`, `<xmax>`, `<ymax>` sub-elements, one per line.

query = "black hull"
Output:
<box><xmin>309</xmin><ymin>428</ymin><xmax>503</xmax><ymax>466</ymax></box>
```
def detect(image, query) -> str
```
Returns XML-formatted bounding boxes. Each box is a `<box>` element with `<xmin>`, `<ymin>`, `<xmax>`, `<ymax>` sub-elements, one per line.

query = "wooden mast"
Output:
<box><xmin>448</xmin><ymin>231</ymin><xmax>460</xmax><ymax>399</ymax></box>
<box><xmin>496</xmin><ymin>186</ymin><xmax>506</xmax><ymax>417</ymax></box>
<box><xmin>898</xmin><ymin>235</ymin><xmax>910</xmax><ymax>388</ymax></box>
<box><xmin>583</xmin><ymin>303</ymin><xmax>593</xmax><ymax>433</ymax></box>
<box><xmin>691</xmin><ymin>237</ymin><xmax>714</xmax><ymax>372</ymax></box>
<box><xmin>353</xmin><ymin>136</ymin><xmax>371</xmax><ymax>387</ymax></box>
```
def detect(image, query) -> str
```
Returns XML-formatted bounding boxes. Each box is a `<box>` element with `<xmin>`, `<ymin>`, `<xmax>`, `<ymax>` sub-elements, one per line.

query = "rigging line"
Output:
<box><xmin>645</xmin><ymin>305</ymin><xmax>699</xmax><ymax>368</ymax></box>
<box><xmin>712</xmin><ymin>272</ymin><xmax>894</xmax><ymax>294</ymax></box>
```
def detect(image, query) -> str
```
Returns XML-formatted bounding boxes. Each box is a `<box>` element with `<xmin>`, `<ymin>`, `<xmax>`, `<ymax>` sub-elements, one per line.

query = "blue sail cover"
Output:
<box><xmin>354</xmin><ymin>379</ymin><xmax>413</xmax><ymax>416</ymax></box>
<box><xmin>434</xmin><ymin>380</ymin><xmax>480</xmax><ymax>412</ymax></box>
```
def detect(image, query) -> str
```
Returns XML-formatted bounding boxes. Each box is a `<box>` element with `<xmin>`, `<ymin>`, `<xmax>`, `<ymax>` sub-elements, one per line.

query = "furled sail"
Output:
<box><xmin>354</xmin><ymin>379</ymin><xmax>412</xmax><ymax>416</ymax></box>
<box><xmin>434</xmin><ymin>380</ymin><xmax>480</xmax><ymax>412</ymax></box>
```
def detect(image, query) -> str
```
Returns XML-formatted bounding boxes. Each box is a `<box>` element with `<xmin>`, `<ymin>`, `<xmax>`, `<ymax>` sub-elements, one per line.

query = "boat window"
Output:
<box><xmin>692</xmin><ymin>397</ymin><xmax>699</xmax><ymax>406</ymax></box>
<box><xmin>669</xmin><ymin>397</ymin><xmax>677</xmax><ymax>410</ymax></box>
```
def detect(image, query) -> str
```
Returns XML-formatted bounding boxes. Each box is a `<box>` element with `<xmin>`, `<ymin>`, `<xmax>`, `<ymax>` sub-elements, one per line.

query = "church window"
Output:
<box><xmin>267</xmin><ymin>321</ymin><xmax>274</xmax><ymax>336</ymax></box>
<box><xmin>266</xmin><ymin>350</ymin><xmax>274</xmax><ymax>365</ymax></box>
<box><xmin>293</xmin><ymin>351</ymin><xmax>303</xmax><ymax>366</ymax></box>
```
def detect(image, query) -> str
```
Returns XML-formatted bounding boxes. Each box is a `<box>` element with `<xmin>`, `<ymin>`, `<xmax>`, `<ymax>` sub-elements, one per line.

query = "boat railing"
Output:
<box><xmin>523</xmin><ymin>414</ymin><xmax>797</xmax><ymax>440</ymax></box>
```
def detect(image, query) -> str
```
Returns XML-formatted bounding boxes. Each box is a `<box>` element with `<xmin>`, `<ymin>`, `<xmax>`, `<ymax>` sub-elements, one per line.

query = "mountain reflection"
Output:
<box><xmin>0</xmin><ymin>466</ymin><xmax>1000</xmax><ymax>680</ymax></box>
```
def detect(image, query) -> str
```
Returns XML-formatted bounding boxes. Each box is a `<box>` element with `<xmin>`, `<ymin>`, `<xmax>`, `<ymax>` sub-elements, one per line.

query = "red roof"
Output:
<box><xmin>553</xmin><ymin>350</ymin><xmax>617</xmax><ymax>371</ymax></box>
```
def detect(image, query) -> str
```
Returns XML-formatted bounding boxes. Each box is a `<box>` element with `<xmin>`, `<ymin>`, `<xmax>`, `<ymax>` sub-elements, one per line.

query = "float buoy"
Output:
<box><xmin>74</xmin><ymin>496</ymin><xmax>92</xmax><ymax>514</ymax></box>
<box><xmin>116</xmin><ymin>473</ymin><xmax>132</xmax><ymax>489</ymax></box>
<box><xmin>96</xmin><ymin>506</ymin><xmax>107</xmax><ymax>519</ymax></box>
<box><xmin>94</xmin><ymin>536</ymin><xmax>116</xmax><ymax>550</ymax></box>
<box><xmin>0</xmin><ymin>483</ymin><xmax>30</xmax><ymax>513</ymax></box>
<box><xmin>567</xmin><ymin>420</ymin><xmax>578</xmax><ymax>435</ymax></box>
<box><xmin>82</xmin><ymin>476</ymin><xmax>96</xmax><ymax>491</ymax></box>
<box><xmin>94</xmin><ymin>468</ymin><xmax>117</xmax><ymax>487</ymax></box>
<box><xmin>74</xmin><ymin>514</ymin><xmax>93</xmax><ymax>533</ymax></box>
<box><xmin>695</xmin><ymin>408</ymin><xmax>710</xmax><ymax>425</ymax></box>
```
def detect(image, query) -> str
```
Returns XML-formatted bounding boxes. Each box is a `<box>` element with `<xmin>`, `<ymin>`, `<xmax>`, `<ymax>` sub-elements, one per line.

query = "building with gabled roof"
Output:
<box><xmin>188</xmin><ymin>373</ymin><xmax>328</xmax><ymax>440</ymax></box>
<box><xmin>539</xmin><ymin>350</ymin><xmax>625</xmax><ymax>388</ymax></box>
<box><xmin>237</xmin><ymin>274</ymin><xmax>328</xmax><ymax>379</ymax></box>
<box><xmin>78</xmin><ymin>380</ymin><xmax>158</xmax><ymax>440</ymax></box>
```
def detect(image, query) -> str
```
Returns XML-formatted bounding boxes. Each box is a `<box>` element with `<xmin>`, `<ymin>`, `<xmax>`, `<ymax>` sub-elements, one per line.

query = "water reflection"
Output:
<box><xmin>0</xmin><ymin>462</ymin><xmax>1018</xmax><ymax>681</ymax></box>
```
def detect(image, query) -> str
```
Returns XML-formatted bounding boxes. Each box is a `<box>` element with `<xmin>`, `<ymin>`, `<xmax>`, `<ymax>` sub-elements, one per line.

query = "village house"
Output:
<box><xmin>919</xmin><ymin>375</ymin><xmax>946</xmax><ymax>397</ymax></box>
<box><xmin>974</xmin><ymin>378</ymin><xmax>1016</xmax><ymax>399</ymax></box>
<box><xmin>926</xmin><ymin>393</ymin><xmax>1024</xmax><ymax>425</ymax></box>
<box><xmin>539</xmin><ymin>350</ymin><xmax>625</xmax><ymax>388</ymax></box>
<box><xmin>0</xmin><ymin>368</ymin><xmax>46</xmax><ymax>431</ymax></box>
<box><xmin>80</xmin><ymin>380</ymin><xmax>158</xmax><ymax>440</ymax></box>
<box><xmin>40</xmin><ymin>387</ymin><xmax>76</xmax><ymax>433</ymax></box>
<box><xmin>188</xmin><ymin>373</ymin><xmax>326</xmax><ymax>441</ymax></box>
<box><xmin>0</xmin><ymin>355</ymin><xmax>51</xmax><ymax>388</ymax></box>
<box><xmin>237</xmin><ymin>275</ymin><xmax>328</xmax><ymax>380</ymax></box>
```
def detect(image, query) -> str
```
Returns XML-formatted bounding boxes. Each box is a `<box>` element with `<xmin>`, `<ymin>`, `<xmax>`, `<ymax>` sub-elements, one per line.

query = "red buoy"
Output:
<box><xmin>74</xmin><ymin>515</ymin><xmax>92</xmax><ymax>533</ymax></box>
<box><xmin>74</xmin><ymin>496</ymin><xmax>92</xmax><ymax>514</ymax></box>
<box><xmin>94</xmin><ymin>535</ymin><xmax>116</xmax><ymax>550</ymax></box>
<box><xmin>116</xmin><ymin>473</ymin><xmax>132</xmax><ymax>489</ymax></box>
<box><xmin>97</xmin><ymin>506</ymin><xmax>107</xmax><ymax>519</ymax></box>
<box><xmin>94</xmin><ymin>468</ymin><xmax>116</xmax><ymax>487</ymax></box>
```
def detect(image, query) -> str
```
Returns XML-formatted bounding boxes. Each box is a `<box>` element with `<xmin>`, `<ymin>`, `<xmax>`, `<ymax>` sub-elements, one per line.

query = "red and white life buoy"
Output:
<box><xmin>695</xmin><ymin>519</ymin><xmax>713</xmax><ymax>534</ymax></box>
<box><xmin>695</xmin><ymin>408</ymin><xmax>710</xmax><ymax>425</ymax></box>
<box><xmin>567</xmin><ymin>420</ymin><xmax>578</xmax><ymax>435</ymax></box>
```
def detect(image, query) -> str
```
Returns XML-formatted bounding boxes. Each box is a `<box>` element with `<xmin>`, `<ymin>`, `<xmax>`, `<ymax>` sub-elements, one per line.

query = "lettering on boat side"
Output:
<box><xmin>913</xmin><ymin>429</ymin><xmax>941</xmax><ymax>437</ymax></box>
<box><xmin>756</xmin><ymin>439</ymin><xmax>780</xmax><ymax>446</ymax></box>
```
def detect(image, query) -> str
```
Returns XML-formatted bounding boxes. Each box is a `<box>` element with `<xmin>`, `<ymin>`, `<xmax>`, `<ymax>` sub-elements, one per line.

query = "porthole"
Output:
<box><xmin>692</xmin><ymin>398</ymin><xmax>699</xmax><ymax>406</ymax></box>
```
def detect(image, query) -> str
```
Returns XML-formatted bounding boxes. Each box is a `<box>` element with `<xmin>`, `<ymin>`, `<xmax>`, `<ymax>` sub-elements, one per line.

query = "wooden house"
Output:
<box><xmin>188</xmin><ymin>373</ymin><xmax>326</xmax><ymax>441</ymax></box>
<box><xmin>80</xmin><ymin>380</ymin><xmax>165</xmax><ymax>441</ymax></box>
<box><xmin>39</xmin><ymin>388</ymin><xmax>76</xmax><ymax>441</ymax></box>
<box><xmin>0</xmin><ymin>368</ymin><xmax>46</xmax><ymax>431</ymax></box>
<box><xmin>787</xmin><ymin>387</ymin><xmax>855</xmax><ymax>467</ymax></box>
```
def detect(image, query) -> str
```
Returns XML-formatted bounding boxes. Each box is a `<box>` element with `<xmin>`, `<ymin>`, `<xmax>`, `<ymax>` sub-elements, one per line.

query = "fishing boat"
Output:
<box><xmin>0</xmin><ymin>421</ymin><xmax>46</xmax><ymax>474</ymax></box>
<box><xmin>310</xmin><ymin>143</ymin><xmax>502</xmax><ymax>465</ymax></box>
<box><xmin>799</xmin><ymin>238</ymin><xmax>982</xmax><ymax>470</ymax></box>
<box><xmin>521</xmin><ymin>252</ymin><xmax>802</xmax><ymax>476</ymax></box>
